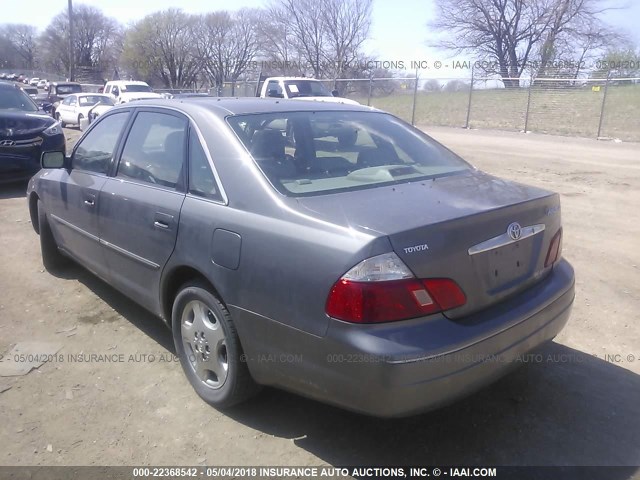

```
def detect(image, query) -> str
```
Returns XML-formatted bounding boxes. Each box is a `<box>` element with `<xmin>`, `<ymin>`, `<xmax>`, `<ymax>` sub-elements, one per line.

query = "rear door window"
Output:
<box><xmin>117</xmin><ymin>111</ymin><xmax>188</xmax><ymax>189</ymax></box>
<box><xmin>188</xmin><ymin>130</ymin><xmax>223</xmax><ymax>202</ymax></box>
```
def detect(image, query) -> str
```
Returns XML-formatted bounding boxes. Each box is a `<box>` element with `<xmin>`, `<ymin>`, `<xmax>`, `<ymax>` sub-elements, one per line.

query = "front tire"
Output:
<box><xmin>37</xmin><ymin>199</ymin><xmax>68</xmax><ymax>271</ymax></box>
<box><xmin>172</xmin><ymin>282</ymin><xmax>259</xmax><ymax>408</ymax></box>
<box><xmin>77</xmin><ymin>114</ymin><xmax>83</xmax><ymax>130</ymax></box>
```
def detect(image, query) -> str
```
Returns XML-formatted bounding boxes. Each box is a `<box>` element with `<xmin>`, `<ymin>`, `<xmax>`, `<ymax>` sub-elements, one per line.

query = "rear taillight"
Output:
<box><xmin>545</xmin><ymin>228</ymin><xmax>563</xmax><ymax>267</ymax></box>
<box><xmin>325</xmin><ymin>253</ymin><xmax>466</xmax><ymax>323</ymax></box>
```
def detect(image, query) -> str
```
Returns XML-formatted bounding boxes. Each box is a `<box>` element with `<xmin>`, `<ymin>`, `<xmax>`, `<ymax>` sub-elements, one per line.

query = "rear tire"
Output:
<box><xmin>37</xmin><ymin>200</ymin><xmax>68</xmax><ymax>271</ymax></box>
<box><xmin>55</xmin><ymin>112</ymin><xmax>66</xmax><ymax>128</ymax></box>
<box><xmin>172</xmin><ymin>282</ymin><xmax>259</xmax><ymax>408</ymax></box>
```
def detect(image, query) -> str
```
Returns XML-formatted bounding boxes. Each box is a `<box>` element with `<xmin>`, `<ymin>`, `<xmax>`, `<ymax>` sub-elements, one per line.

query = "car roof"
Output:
<box><xmin>107</xmin><ymin>80</ymin><xmax>149</xmax><ymax>85</ymax></box>
<box><xmin>0</xmin><ymin>81</ymin><xmax>23</xmax><ymax>90</ymax></box>
<box><xmin>115</xmin><ymin>97</ymin><xmax>375</xmax><ymax>117</ymax></box>
<box><xmin>265</xmin><ymin>77</ymin><xmax>322</xmax><ymax>82</ymax></box>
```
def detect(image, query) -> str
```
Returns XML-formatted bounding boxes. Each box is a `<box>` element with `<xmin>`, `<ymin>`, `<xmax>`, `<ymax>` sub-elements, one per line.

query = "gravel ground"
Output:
<box><xmin>0</xmin><ymin>126</ymin><xmax>638</xmax><ymax>468</ymax></box>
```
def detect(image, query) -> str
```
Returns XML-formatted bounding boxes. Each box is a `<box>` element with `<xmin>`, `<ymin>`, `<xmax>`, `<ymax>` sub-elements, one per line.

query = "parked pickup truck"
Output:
<box><xmin>257</xmin><ymin>77</ymin><xmax>359</xmax><ymax>105</ymax></box>
<box><xmin>257</xmin><ymin>77</ymin><xmax>361</xmax><ymax>145</ymax></box>
<box><xmin>103</xmin><ymin>80</ymin><xmax>163</xmax><ymax>104</ymax></box>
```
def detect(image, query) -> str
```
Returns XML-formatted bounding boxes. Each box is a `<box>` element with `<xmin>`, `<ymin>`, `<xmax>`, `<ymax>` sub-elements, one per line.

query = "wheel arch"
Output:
<box><xmin>28</xmin><ymin>191</ymin><xmax>40</xmax><ymax>234</ymax></box>
<box><xmin>161</xmin><ymin>265</ymin><xmax>223</xmax><ymax>326</ymax></box>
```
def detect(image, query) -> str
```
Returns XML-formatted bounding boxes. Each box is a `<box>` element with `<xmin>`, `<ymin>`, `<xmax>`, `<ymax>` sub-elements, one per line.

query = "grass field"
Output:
<box><xmin>353</xmin><ymin>83</ymin><xmax>640</xmax><ymax>142</ymax></box>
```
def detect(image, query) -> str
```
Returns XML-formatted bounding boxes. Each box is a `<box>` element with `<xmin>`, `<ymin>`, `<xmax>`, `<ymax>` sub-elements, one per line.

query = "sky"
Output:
<box><xmin>2</xmin><ymin>0</ymin><xmax>639</xmax><ymax>79</ymax></box>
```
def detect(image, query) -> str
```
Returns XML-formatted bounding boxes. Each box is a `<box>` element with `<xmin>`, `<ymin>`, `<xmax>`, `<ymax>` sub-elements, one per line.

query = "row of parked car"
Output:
<box><xmin>0</xmin><ymin>73</ymin><xmax>50</xmax><ymax>89</ymax></box>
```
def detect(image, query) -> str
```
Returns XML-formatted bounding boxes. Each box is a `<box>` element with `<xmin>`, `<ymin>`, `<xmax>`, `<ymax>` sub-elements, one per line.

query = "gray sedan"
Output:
<box><xmin>27</xmin><ymin>98</ymin><xmax>574</xmax><ymax>417</ymax></box>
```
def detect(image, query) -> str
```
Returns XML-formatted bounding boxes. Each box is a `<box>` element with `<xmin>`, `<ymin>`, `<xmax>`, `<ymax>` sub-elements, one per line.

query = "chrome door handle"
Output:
<box><xmin>84</xmin><ymin>199</ymin><xmax>94</xmax><ymax>206</ymax></box>
<box><xmin>154</xmin><ymin>221</ymin><xmax>169</xmax><ymax>229</ymax></box>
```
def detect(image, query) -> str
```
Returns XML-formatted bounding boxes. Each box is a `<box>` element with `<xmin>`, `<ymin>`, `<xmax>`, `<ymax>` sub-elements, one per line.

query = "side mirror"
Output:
<box><xmin>332</xmin><ymin>89</ymin><xmax>340</xmax><ymax>97</ymax></box>
<box><xmin>41</xmin><ymin>151</ymin><xmax>66</xmax><ymax>169</ymax></box>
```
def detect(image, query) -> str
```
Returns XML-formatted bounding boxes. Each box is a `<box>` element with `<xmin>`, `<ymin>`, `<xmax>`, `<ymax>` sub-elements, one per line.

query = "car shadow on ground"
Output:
<box><xmin>0</xmin><ymin>181</ymin><xmax>27</xmax><ymax>200</ymax></box>
<box><xmin>225</xmin><ymin>342</ymin><xmax>640</xmax><ymax>469</ymax></box>
<box><xmin>49</xmin><ymin>262</ymin><xmax>175</xmax><ymax>353</ymax></box>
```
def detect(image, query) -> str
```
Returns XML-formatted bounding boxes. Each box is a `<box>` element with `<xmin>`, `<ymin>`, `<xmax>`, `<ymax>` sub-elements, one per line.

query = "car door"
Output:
<box><xmin>42</xmin><ymin>110</ymin><xmax>131</xmax><ymax>278</ymax></box>
<box><xmin>56</xmin><ymin>95</ymin><xmax>72</xmax><ymax>122</ymax></box>
<box><xmin>98</xmin><ymin>108</ymin><xmax>188</xmax><ymax>312</ymax></box>
<box><xmin>66</xmin><ymin>95</ymin><xmax>79</xmax><ymax>124</ymax></box>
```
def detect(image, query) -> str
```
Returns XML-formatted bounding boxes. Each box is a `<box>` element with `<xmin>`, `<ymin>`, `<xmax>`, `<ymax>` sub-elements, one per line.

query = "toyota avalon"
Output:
<box><xmin>28</xmin><ymin>98</ymin><xmax>574</xmax><ymax>417</ymax></box>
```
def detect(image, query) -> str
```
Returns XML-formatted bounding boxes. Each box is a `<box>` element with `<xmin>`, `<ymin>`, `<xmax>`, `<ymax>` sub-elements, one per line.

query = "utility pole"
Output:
<box><xmin>68</xmin><ymin>0</ymin><xmax>74</xmax><ymax>81</ymax></box>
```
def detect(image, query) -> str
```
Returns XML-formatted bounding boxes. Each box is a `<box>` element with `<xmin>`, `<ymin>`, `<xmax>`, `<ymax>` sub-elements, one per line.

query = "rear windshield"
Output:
<box><xmin>227</xmin><ymin>111</ymin><xmax>470</xmax><ymax>196</ymax></box>
<box><xmin>0</xmin><ymin>87</ymin><xmax>38</xmax><ymax>112</ymax></box>
<box><xmin>122</xmin><ymin>84</ymin><xmax>152</xmax><ymax>93</ymax></box>
<box><xmin>283</xmin><ymin>80</ymin><xmax>331</xmax><ymax>98</ymax></box>
<box><xmin>55</xmin><ymin>84</ymin><xmax>82</xmax><ymax>94</ymax></box>
<box><xmin>79</xmin><ymin>95</ymin><xmax>114</xmax><ymax>106</ymax></box>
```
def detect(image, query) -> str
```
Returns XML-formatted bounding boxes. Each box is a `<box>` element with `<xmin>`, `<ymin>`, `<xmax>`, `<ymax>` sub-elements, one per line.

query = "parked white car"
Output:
<box><xmin>29</xmin><ymin>78</ymin><xmax>40</xmax><ymax>86</ymax></box>
<box><xmin>103</xmin><ymin>80</ymin><xmax>162</xmax><ymax>104</ymax></box>
<box><xmin>54</xmin><ymin>93</ymin><xmax>115</xmax><ymax>130</ymax></box>
<box><xmin>37</xmin><ymin>79</ymin><xmax>49</xmax><ymax>90</ymax></box>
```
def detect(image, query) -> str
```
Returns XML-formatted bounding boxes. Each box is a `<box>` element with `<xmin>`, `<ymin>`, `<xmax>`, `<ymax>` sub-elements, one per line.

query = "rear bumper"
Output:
<box><xmin>236</xmin><ymin>259</ymin><xmax>575</xmax><ymax>417</ymax></box>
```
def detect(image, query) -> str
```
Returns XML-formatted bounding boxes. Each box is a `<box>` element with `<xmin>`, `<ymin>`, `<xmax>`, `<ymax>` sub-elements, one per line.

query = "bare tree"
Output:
<box><xmin>271</xmin><ymin>0</ymin><xmax>373</xmax><ymax>79</ymax></box>
<box><xmin>321</xmin><ymin>0</ymin><xmax>372</xmax><ymax>79</ymax></box>
<box><xmin>536</xmin><ymin>0</ymin><xmax>625</xmax><ymax>77</ymax></box>
<box><xmin>122</xmin><ymin>9</ymin><xmax>200</xmax><ymax>88</ymax></box>
<box><xmin>195</xmin><ymin>9</ymin><xmax>262</xmax><ymax>90</ymax></box>
<box><xmin>256</xmin><ymin>5</ymin><xmax>307</xmax><ymax>76</ymax></box>
<box><xmin>2</xmin><ymin>24</ymin><xmax>38</xmax><ymax>69</ymax></box>
<box><xmin>431</xmin><ymin>0</ymin><xmax>550</xmax><ymax>87</ymax></box>
<box><xmin>279</xmin><ymin>0</ymin><xmax>327</xmax><ymax>77</ymax></box>
<box><xmin>430</xmin><ymin>0</ymin><xmax>623</xmax><ymax>87</ymax></box>
<box><xmin>39</xmin><ymin>5</ymin><xmax>121</xmax><ymax>80</ymax></box>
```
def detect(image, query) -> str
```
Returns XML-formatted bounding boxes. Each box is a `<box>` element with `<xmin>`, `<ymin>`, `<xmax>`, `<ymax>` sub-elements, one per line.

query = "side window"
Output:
<box><xmin>266</xmin><ymin>81</ymin><xmax>282</xmax><ymax>97</ymax></box>
<box><xmin>117</xmin><ymin>111</ymin><xmax>187</xmax><ymax>189</ymax></box>
<box><xmin>69</xmin><ymin>96</ymin><xmax>77</xmax><ymax>106</ymax></box>
<box><xmin>73</xmin><ymin>112</ymin><xmax>129</xmax><ymax>175</ymax></box>
<box><xmin>112</xmin><ymin>86</ymin><xmax>119</xmax><ymax>97</ymax></box>
<box><xmin>62</xmin><ymin>96</ymin><xmax>72</xmax><ymax>105</ymax></box>
<box><xmin>188</xmin><ymin>131</ymin><xmax>222</xmax><ymax>202</ymax></box>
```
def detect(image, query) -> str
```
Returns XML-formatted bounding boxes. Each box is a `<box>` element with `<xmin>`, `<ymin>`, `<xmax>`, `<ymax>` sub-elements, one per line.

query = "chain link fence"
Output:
<box><xmin>213</xmin><ymin>73</ymin><xmax>639</xmax><ymax>142</ymax></box>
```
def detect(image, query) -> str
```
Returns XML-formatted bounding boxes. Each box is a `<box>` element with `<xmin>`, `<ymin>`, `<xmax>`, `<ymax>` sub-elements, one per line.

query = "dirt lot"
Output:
<box><xmin>0</xmin><ymin>126</ymin><xmax>639</xmax><ymax>468</ymax></box>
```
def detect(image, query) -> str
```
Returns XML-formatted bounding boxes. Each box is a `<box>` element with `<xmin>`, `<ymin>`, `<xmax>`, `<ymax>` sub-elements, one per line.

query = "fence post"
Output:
<box><xmin>465</xmin><ymin>66</ymin><xmax>475</xmax><ymax>129</ymax></box>
<box><xmin>367</xmin><ymin>76</ymin><xmax>373</xmax><ymax>106</ymax></box>
<box><xmin>524</xmin><ymin>77</ymin><xmax>533</xmax><ymax>133</ymax></box>
<box><xmin>596</xmin><ymin>71</ymin><xmax>611</xmax><ymax>139</ymax></box>
<box><xmin>411</xmin><ymin>69</ymin><xmax>419</xmax><ymax>126</ymax></box>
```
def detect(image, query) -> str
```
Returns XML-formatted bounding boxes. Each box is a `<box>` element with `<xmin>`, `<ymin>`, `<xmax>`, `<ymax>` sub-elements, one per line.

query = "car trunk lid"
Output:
<box><xmin>293</xmin><ymin>170</ymin><xmax>562</xmax><ymax>318</ymax></box>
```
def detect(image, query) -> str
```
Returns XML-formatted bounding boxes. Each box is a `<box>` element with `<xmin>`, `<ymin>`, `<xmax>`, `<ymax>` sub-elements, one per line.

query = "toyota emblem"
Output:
<box><xmin>507</xmin><ymin>222</ymin><xmax>522</xmax><ymax>241</ymax></box>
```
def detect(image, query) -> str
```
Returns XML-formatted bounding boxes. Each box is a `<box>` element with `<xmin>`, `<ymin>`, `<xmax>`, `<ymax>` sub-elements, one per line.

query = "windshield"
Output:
<box><xmin>0</xmin><ymin>87</ymin><xmax>38</xmax><ymax>112</ymax></box>
<box><xmin>55</xmin><ymin>84</ymin><xmax>82</xmax><ymax>95</ymax></box>
<box><xmin>122</xmin><ymin>84</ymin><xmax>152</xmax><ymax>93</ymax></box>
<box><xmin>283</xmin><ymin>80</ymin><xmax>332</xmax><ymax>98</ymax></box>
<box><xmin>227</xmin><ymin>111</ymin><xmax>470</xmax><ymax>196</ymax></box>
<box><xmin>79</xmin><ymin>95</ymin><xmax>114</xmax><ymax>106</ymax></box>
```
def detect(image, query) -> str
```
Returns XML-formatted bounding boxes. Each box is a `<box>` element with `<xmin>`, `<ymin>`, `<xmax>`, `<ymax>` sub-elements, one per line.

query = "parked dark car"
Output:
<box><xmin>21</xmin><ymin>86</ymin><xmax>38</xmax><ymax>98</ymax></box>
<box><xmin>28</xmin><ymin>98</ymin><xmax>574</xmax><ymax>417</ymax></box>
<box><xmin>46</xmin><ymin>82</ymin><xmax>83</xmax><ymax>115</ymax></box>
<box><xmin>0</xmin><ymin>82</ymin><xmax>65</xmax><ymax>183</ymax></box>
<box><xmin>32</xmin><ymin>93</ymin><xmax>54</xmax><ymax>115</ymax></box>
